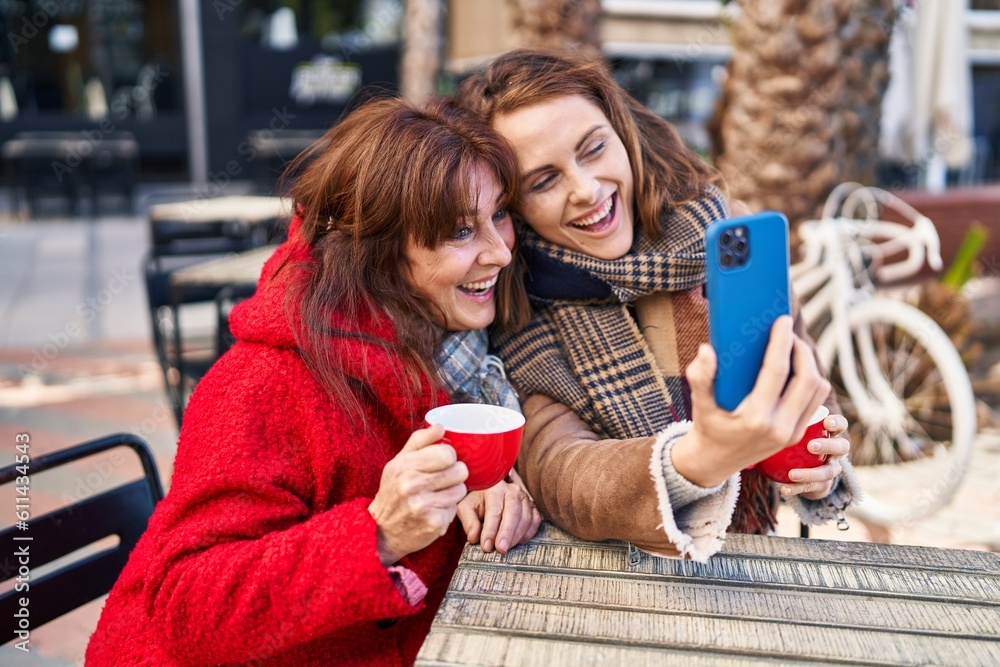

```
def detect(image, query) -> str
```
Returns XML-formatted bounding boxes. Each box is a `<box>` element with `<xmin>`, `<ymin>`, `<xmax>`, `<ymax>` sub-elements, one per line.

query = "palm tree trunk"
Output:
<box><xmin>711</xmin><ymin>0</ymin><xmax>896</xmax><ymax>226</ymax></box>
<box><xmin>506</xmin><ymin>0</ymin><xmax>602</xmax><ymax>57</ymax></box>
<box><xmin>840</xmin><ymin>0</ymin><xmax>896</xmax><ymax>185</ymax></box>
<box><xmin>401</xmin><ymin>0</ymin><xmax>443</xmax><ymax>105</ymax></box>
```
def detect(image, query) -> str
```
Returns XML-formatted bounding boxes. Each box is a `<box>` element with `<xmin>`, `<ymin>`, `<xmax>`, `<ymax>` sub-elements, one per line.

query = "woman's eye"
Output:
<box><xmin>492</xmin><ymin>207</ymin><xmax>509</xmax><ymax>223</ymax></box>
<box><xmin>583</xmin><ymin>140</ymin><xmax>606</xmax><ymax>159</ymax></box>
<box><xmin>452</xmin><ymin>224</ymin><xmax>473</xmax><ymax>240</ymax></box>
<box><xmin>530</xmin><ymin>174</ymin><xmax>556</xmax><ymax>193</ymax></box>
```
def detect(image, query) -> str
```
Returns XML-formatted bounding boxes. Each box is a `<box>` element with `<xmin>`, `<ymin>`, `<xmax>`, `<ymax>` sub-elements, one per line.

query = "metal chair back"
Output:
<box><xmin>0</xmin><ymin>434</ymin><xmax>163</xmax><ymax>641</ymax></box>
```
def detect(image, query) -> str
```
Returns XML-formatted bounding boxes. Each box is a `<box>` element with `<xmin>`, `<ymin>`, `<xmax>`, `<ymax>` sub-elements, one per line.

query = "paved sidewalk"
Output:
<box><xmin>1</xmin><ymin>212</ymin><xmax>999</xmax><ymax>665</ymax></box>
<box><xmin>0</xmin><ymin>213</ymin><xmax>190</xmax><ymax>666</ymax></box>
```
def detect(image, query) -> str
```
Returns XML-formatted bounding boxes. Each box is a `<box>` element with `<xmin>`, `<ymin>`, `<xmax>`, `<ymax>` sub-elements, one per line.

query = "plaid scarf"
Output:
<box><xmin>493</xmin><ymin>186</ymin><xmax>776</xmax><ymax>534</ymax></box>
<box><xmin>436</xmin><ymin>328</ymin><xmax>521</xmax><ymax>414</ymax></box>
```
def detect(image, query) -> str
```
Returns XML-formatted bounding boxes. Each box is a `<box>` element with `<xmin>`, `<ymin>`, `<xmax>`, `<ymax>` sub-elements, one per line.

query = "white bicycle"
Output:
<box><xmin>792</xmin><ymin>183</ymin><xmax>976</xmax><ymax>525</ymax></box>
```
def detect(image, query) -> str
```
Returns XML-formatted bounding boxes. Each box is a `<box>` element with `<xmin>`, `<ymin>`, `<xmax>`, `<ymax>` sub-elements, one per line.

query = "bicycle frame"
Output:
<box><xmin>793</xmin><ymin>186</ymin><xmax>947</xmax><ymax>442</ymax></box>
<box><xmin>791</xmin><ymin>184</ymin><xmax>976</xmax><ymax>523</ymax></box>
<box><xmin>793</xmin><ymin>222</ymin><xmax>887</xmax><ymax>424</ymax></box>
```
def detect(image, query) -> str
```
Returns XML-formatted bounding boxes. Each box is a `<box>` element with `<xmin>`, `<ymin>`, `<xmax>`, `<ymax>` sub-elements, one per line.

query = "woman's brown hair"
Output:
<box><xmin>456</xmin><ymin>48</ymin><xmax>722</xmax><ymax>240</ymax></box>
<box><xmin>283</xmin><ymin>97</ymin><xmax>528</xmax><ymax>426</ymax></box>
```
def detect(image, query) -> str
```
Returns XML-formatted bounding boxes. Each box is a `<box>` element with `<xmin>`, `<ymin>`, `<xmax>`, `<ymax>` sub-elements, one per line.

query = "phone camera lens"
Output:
<box><xmin>720</xmin><ymin>252</ymin><xmax>734</xmax><ymax>268</ymax></box>
<box><xmin>734</xmin><ymin>239</ymin><xmax>747</xmax><ymax>254</ymax></box>
<box><xmin>719</xmin><ymin>231</ymin><xmax>734</xmax><ymax>247</ymax></box>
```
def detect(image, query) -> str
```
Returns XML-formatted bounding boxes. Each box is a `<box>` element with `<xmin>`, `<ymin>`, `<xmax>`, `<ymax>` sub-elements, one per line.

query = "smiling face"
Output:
<box><xmin>493</xmin><ymin>94</ymin><xmax>635</xmax><ymax>260</ymax></box>
<box><xmin>404</xmin><ymin>166</ymin><xmax>515</xmax><ymax>332</ymax></box>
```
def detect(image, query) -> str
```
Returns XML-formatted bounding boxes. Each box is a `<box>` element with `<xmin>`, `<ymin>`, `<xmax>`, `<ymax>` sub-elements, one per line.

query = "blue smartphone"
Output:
<box><xmin>705</xmin><ymin>211</ymin><xmax>791</xmax><ymax>411</ymax></box>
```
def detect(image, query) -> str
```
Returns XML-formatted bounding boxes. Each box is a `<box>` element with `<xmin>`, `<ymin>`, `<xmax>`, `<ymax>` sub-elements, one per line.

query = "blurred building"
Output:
<box><xmin>1</xmin><ymin>0</ymin><xmax>999</xmax><ymax>194</ymax></box>
<box><xmin>449</xmin><ymin>0</ymin><xmax>1000</xmax><ymax>185</ymax></box>
<box><xmin>0</xmin><ymin>0</ymin><xmax>403</xmax><ymax>195</ymax></box>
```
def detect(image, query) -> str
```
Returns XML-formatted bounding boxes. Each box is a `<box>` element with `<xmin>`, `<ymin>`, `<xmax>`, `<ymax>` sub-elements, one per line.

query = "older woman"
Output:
<box><xmin>458</xmin><ymin>49</ymin><xmax>859</xmax><ymax>561</ymax></box>
<box><xmin>86</xmin><ymin>98</ymin><xmax>541</xmax><ymax>666</ymax></box>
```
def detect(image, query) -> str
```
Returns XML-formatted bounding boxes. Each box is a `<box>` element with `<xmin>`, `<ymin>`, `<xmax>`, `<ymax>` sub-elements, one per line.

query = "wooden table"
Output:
<box><xmin>2</xmin><ymin>131</ymin><xmax>139</xmax><ymax>216</ymax></box>
<box><xmin>160</xmin><ymin>246</ymin><xmax>276</xmax><ymax>424</ymax></box>
<box><xmin>168</xmin><ymin>245</ymin><xmax>276</xmax><ymax>292</ymax></box>
<box><xmin>417</xmin><ymin>523</ymin><xmax>1000</xmax><ymax>666</ymax></box>
<box><xmin>145</xmin><ymin>196</ymin><xmax>289</xmax><ymax>425</ymax></box>
<box><xmin>148</xmin><ymin>195</ymin><xmax>292</xmax><ymax>226</ymax></box>
<box><xmin>147</xmin><ymin>196</ymin><xmax>292</xmax><ymax>254</ymax></box>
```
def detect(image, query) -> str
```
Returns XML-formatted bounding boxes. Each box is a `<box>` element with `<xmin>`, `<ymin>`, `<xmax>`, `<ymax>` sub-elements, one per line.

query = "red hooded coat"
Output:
<box><xmin>86</xmin><ymin>228</ymin><xmax>463</xmax><ymax>666</ymax></box>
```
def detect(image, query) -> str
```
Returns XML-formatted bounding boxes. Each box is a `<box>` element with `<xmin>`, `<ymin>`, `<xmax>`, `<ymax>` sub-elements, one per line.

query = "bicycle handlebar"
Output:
<box><xmin>800</xmin><ymin>185</ymin><xmax>943</xmax><ymax>284</ymax></box>
<box><xmin>869</xmin><ymin>215</ymin><xmax>942</xmax><ymax>282</ymax></box>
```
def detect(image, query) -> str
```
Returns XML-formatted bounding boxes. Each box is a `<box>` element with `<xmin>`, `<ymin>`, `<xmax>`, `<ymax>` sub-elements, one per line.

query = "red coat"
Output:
<box><xmin>86</xmin><ymin>229</ymin><xmax>464</xmax><ymax>666</ymax></box>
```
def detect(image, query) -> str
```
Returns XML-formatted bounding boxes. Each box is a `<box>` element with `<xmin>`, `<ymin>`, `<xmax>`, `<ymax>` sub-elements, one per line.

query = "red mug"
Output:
<box><xmin>754</xmin><ymin>405</ymin><xmax>830</xmax><ymax>484</ymax></box>
<box><xmin>424</xmin><ymin>404</ymin><xmax>525</xmax><ymax>491</ymax></box>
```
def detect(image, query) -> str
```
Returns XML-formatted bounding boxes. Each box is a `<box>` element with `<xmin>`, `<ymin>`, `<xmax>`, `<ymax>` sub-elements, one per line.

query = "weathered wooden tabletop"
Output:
<box><xmin>416</xmin><ymin>522</ymin><xmax>1000</xmax><ymax>666</ymax></box>
<box><xmin>148</xmin><ymin>195</ymin><xmax>292</xmax><ymax>224</ymax></box>
<box><xmin>169</xmin><ymin>246</ymin><xmax>276</xmax><ymax>288</ymax></box>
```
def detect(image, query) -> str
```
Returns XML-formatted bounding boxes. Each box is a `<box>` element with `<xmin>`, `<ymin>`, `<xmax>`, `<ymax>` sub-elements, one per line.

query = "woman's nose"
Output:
<box><xmin>479</xmin><ymin>225</ymin><xmax>513</xmax><ymax>267</ymax></box>
<box><xmin>567</xmin><ymin>168</ymin><xmax>600</xmax><ymax>206</ymax></box>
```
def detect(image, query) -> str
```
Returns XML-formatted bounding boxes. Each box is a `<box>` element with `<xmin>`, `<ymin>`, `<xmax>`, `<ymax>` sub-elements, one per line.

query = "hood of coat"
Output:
<box><xmin>229</xmin><ymin>214</ymin><xmax>306</xmax><ymax>346</ymax></box>
<box><xmin>228</xmin><ymin>215</ymin><xmax>448</xmax><ymax>425</ymax></box>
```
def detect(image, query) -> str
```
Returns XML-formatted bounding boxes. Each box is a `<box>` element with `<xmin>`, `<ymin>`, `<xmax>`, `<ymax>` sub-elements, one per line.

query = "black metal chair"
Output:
<box><xmin>85</xmin><ymin>131</ymin><xmax>139</xmax><ymax>215</ymax></box>
<box><xmin>143</xmin><ymin>216</ymin><xmax>259</xmax><ymax>426</ymax></box>
<box><xmin>144</xmin><ymin>199</ymin><xmax>289</xmax><ymax>427</ymax></box>
<box><xmin>0</xmin><ymin>434</ymin><xmax>164</xmax><ymax>642</ymax></box>
<box><xmin>214</xmin><ymin>282</ymin><xmax>258</xmax><ymax>358</ymax></box>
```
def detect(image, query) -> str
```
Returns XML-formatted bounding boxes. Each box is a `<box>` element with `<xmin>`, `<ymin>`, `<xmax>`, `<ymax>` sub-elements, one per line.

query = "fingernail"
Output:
<box><xmin>788</xmin><ymin>471</ymin><xmax>803</xmax><ymax>482</ymax></box>
<box><xmin>808</xmin><ymin>441</ymin><xmax>822</xmax><ymax>453</ymax></box>
<box><xmin>483</xmin><ymin>539</ymin><xmax>493</xmax><ymax>552</ymax></box>
<box><xmin>780</xmin><ymin>486</ymin><xmax>792</xmax><ymax>496</ymax></box>
<box><xmin>498</xmin><ymin>539</ymin><xmax>510</xmax><ymax>552</ymax></box>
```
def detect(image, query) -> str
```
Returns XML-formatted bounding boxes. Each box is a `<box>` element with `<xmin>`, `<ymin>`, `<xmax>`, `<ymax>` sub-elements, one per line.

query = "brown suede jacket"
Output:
<box><xmin>513</xmin><ymin>290</ymin><xmax>858</xmax><ymax>561</ymax></box>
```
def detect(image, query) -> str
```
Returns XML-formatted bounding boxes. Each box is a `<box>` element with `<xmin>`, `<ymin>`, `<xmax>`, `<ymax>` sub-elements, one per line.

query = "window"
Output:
<box><xmin>0</xmin><ymin>0</ymin><xmax>180</xmax><ymax>120</ymax></box>
<box><xmin>971</xmin><ymin>66</ymin><xmax>1000</xmax><ymax>182</ymax></box>
<box><xmin>610</xmin><ymin>56</ymin><xmax>726</xmax><ymax>157</ymax></box>
<box><xmin>236</xmin><ymin>0</ymin><xmax>402</xmax><ymax>55</ymax></box>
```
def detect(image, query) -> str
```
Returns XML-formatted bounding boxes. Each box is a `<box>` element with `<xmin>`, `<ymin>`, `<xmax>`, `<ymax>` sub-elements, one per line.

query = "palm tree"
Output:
<box><xmin>401</xmin><ymin>0</ymin><xmax>444</xmax><ymax>104</ymax></box>
<box><xmin>506</xmin><ymin>0</ymin><xmax>602</xmax><ymax>57</ymax></box>
<box><xmin>711</xmin><ymin>0</ymin><xmax>896</xmax><ymax>226</ymax></box>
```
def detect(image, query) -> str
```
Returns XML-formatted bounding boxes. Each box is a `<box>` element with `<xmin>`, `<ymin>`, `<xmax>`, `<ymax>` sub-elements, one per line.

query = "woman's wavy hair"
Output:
<box><xmin>456</xmin><ymin>48</ymin><xmax>723</xmax><ymax>239</ymax></box>
<box><xmin>282</xmin><ymin>97</ymin><xmax>528</xmax><ymax>425</ymax></box>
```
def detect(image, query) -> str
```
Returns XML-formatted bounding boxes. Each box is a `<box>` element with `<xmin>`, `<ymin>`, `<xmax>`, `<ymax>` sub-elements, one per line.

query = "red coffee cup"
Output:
<box><xmin>754</xmin><ymin>405</ymin><xmax>830</xmax><ymax>484</ymax></box>
<box><xmin>424</xmin><ymin>404</ymin><xmax>525</xmax><ymax>491</ymax></box>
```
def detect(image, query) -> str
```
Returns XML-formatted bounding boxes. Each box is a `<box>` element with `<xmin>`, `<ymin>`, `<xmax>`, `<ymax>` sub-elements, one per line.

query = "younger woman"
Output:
<box><xmin>458</xmin><ymin>49</ymin><xmax>858</xmax><ymax>560</ymax></box>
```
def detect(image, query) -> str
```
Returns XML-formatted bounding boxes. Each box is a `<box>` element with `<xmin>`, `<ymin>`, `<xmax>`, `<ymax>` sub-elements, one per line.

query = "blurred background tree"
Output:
<box><xmin>401</xmin><ymin>0</ymin><xmax>443</xmax><ymax>103</ymax></box>
<box><xmin>506</xmin><ymin>0</ymin><xmax>602</xmax><ymax>57</ymax></box>
<box><xmin>710</xmin><ymin>0</ymin><xmax>897</xmax><ymax>226</ymax></box>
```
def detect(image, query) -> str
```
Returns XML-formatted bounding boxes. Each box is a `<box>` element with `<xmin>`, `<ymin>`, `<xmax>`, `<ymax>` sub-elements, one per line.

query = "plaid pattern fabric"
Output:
<box><xmin>436</xmin><ymin>328</ymin><xmax>522</xmax><ymax>413</ymax></box>
<box><xmin>528</xmin><ymin>195</ymin><xmax>718</xmax><ymax>305</ymax></box>
<box><xmin>493</xmin><ymin>187</ymin><xmax>728</xmax><ymax>440</ymax></box>
<box><xmin>495</xmin><ymin>186</ymin><xmax>780</xmax><ymax>534</ymax></box>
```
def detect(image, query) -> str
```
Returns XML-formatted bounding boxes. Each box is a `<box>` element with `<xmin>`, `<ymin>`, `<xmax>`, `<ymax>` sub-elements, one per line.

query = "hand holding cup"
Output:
<box><xmin>753</xmin><ymin>405</ymin><xmax>830</xmax><ymax>483</ymax></box>
<box><xmin>367</xmin><ymin>423</ymin><xmax>469</xmax><ymax>566</ymax></box>
<box><xmin>775</xmin><ymin>411</ymin><xmax>851</xmax><ymax>500</ymax></box>
<box><xmin>424</xmin><ymin>404</ymin><xmax>524</xmax><ymax>491</ymax></box>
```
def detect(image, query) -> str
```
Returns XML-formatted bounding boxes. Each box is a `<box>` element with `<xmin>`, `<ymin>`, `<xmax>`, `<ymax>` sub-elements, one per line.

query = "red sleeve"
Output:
<box><xmin>141</xmin><ymin>346</ymin><xmax>423</xmax><ymax>665</ymax></box>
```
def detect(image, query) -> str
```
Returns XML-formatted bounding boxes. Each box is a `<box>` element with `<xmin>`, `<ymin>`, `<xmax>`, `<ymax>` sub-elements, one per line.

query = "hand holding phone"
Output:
<box><xmin>674</xmin><ymin>219</ymin><xmax>831</xmax><ymax>485</ymax></box>
<box><xmin>705</xmin><ymin>212</ymin><xmax>791</xmax><ymax>411</ymax></box>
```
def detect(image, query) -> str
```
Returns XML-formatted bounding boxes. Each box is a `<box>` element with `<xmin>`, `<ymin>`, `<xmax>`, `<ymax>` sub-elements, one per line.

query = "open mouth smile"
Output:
<box><xmin>568</xmin><ymin>194</ymin><xmax>616</xmax><ymax>233</ymax></box>
<box><xmin>458</xmin><ymin>274</ymin><xmax>499</xmax><ymax>297</ymax></box>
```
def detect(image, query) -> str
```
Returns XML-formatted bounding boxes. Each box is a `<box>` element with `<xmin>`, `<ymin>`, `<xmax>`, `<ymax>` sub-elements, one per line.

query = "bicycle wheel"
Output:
<box><xmin>815</xmin><ymin>297</ymin><xmax>976</xmax><ymax>525</ymax></box>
